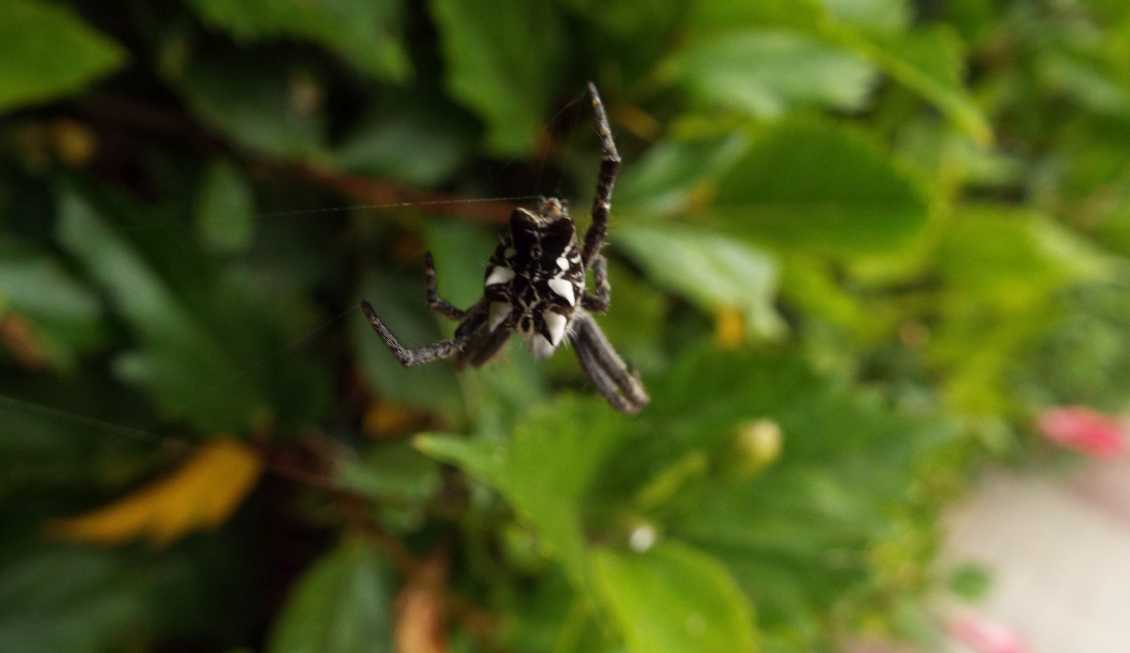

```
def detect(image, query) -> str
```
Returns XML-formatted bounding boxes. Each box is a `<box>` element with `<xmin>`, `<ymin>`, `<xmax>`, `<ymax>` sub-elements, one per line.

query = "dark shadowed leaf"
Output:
<box><xmin>353</xmin><ymin>270</ymin><xmax>464</xmax><ymax>418</ymax></box>
<box><xmin>0</xmin><ymin>0</ymin><xmax>126</xmax><ymax>112</ymax></box>
<box><xmin>335</xmin><ymin>97</ymin><xmax>476</xmax><ymax>187</ymax></box>
<box><xmin>195</xmin><ymin>159</ymin><xmax>255</xmax><ymax>254</ymax></box>
<box><xmin>188</xmin><ymin>0</ymin><xmax>410</xmax><ymax>82</ymax></box>
<box><xmin>56</xmin><ymin>191</ymin><xmax>270</xmax><ymax>431</ymax></box>
<box><xmin>430</xmin><ymin>0</ymin><xmax>565</xmax><ymax>154</ymax></box>
<box><xmin>167</xmin><ymin>52</ymin><xmax>326</xmax><ymax>161</ymax></box>
<box><xmin>0</xmin><ymin>238</ymin><xmax>104</xmax><ymax>370</ymax></box>
<box><xmin>0</xmin><ymin>544</ymin><xmax>195</xmax><ymax>653</ymax></box>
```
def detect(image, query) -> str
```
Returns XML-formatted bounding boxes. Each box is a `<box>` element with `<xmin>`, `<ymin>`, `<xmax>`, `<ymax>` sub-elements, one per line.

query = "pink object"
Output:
<box><xmin>1037</xmin><ymin>406</ymin><xmax>1126</xmax><ymax>459</ymax></box>
<box><xmin>948</xmin><ymin>614</ymin><xmax>1029</xmax><ymax>653</ymax></box>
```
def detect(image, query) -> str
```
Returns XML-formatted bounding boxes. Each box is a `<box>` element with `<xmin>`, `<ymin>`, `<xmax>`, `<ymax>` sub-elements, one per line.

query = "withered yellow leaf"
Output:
<box><xmin>51</xmin><ymin>438</ymin><xmax>262</xmax><ymax>545</ymax></box>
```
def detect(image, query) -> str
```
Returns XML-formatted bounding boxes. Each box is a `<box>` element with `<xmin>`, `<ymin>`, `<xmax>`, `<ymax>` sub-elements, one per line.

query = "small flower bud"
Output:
<box><xmin>732</xmin><ymin>418</ymin><xmax>782</xmax><ymax>477</ymax></box>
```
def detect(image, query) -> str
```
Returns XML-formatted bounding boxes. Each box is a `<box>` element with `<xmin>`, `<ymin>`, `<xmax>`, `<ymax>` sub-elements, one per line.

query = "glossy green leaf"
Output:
<box><xmin>195</xmin><ymin>160</ymin><xmax>255</xmax><ymax>253</ymax></box>
<box><xmin>617</xmin><ymin>224</ymin><xmax>783</xmax><ymax>337</ymax></box>
<box><xmin>268</xmin><ymin>539</ymin><xmax>393</xmax><ymax>653</ymax></box>
<box><xmin>0</xmin><ymin>0</ymin><xmax>126</xmax><ymax>112</ymax></box>
<box><xmin>709</xmin><ymin>121</ymin><xmax>928</xmax><ymax>252</ymax></box>
<box><xmin>663</xmin><ymin>30</ymin><xmax>876</xmax><ymax>118</ymax></box>
<box><xmin>188</xmin><ymin>0</ymin><xmax>410</xmax><ymax>82</ymax></box>
<box><xmin>430</xmin><ymin>0</ymin><xmax>565</xmax><ymax>154</ymax></box>
<box><xmin>593</xmin><ymin>542</ymin><xmax>758</xmax><ymax>653</ymax></box>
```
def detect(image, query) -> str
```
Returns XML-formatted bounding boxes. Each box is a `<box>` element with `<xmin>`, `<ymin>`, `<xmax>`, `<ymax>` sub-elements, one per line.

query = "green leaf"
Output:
<box><xmin>617</xmin><ymin>224</ymin><xmax>783</xmax><ymax>337</ymax></box>
<box><xmin>55</xmin><ymin>190</ymin><xmax>272</xmax><ymax>432</ymax></box>
<box><xmin>353</xmin><ymin>269</ymin><xmax>464</xmax><ymax>419</ymax></box>
<box><xmin>709</xmin><ymin>121</ymin><xmax>928</xmax><ymax>252</ymax></box>
<box><xmin>0</xmin><ymin>0</ymin><xmax>126</xmax><ymax>112</ymax></box>
<box><xmin>663</xmin><ymin>30</ymin><xmax>877</xmax><ymax>118</ymax></box>
<box><xmin>167</xmin><ymin>52</ymin><xmax>326</xmax><ymax>160</ymax></box>
<box><xmin>414</xmin><ymin>431</ymin><xmax>504</xmax><ymax>482</ymax></box>
<box><xmin>195</xmin><ymin>160</ymin><xmax>255</xmax><ymax>253</ymax></box>
<box><xmin>0</xmin><ymin>395</ymin><xmax>153</xmax><ymax>500</ymax></box>
<box><xmin>0</xmin><ymin>546</ymin><xmax>147</xmax><ymax>652</ymax></box>
<box><xmin>430</xmin><ymin>0</ymin><xmax>565</xmax><ymax>155</ymax></box>
<box><xmin>587</xmin><ymin>348</ymin><xmax>950</xmax><ymax>636</ymax></box>
<box><xmin>593</xmin><ymin>542</ymin><xmax>758</xmax><ymax>653</ymax></box>
<box><xmin>188</xmin><ymin>0</ymin><xmax>410</xmax><ymax>82</ymax></box>
<box><xmin>822</xmin><ymin>0</ymin><xmax>910</xmax><ymax>33</ymax></box>
<box><xmin>615</xmin><ymin>135</ymin><xmax>750</xmax><ymax>216</ymax></box>
<box><xmin>931</xmin><ymin>207</ymin><xmax>1113</xmax><ymax>414</ymax></box>
<box><xmin>687</xmin><ymin>0</ymin><xmax>824</xmax><ymax>33</ymax></box>
<box><xmin>335</xmin><ymin>97</ymin><xmax>476</xmax><ymax>186</ymax></box>
<box><xmin>0</xmin><ymin>238</ymin><xmax>104</xmax><ymax>369</ymax></box>
<box><xmin>337</xmin><ymin>441</ymin><xmax>442</xmax><ymax>503</ymax></box>
<box><xmin>269</xmin><ymin>539</ymin><xmax>393</xmax><ymax>653</ymax></box>
<box><xmin>418</xmin><ymin>397</ymin><xmax>629</xmax><ymax>582</ymax></box>
<box><xmin>827</xmin><ymin>25</ymin><xmax>992</xmax><ymax>145</ymax></box>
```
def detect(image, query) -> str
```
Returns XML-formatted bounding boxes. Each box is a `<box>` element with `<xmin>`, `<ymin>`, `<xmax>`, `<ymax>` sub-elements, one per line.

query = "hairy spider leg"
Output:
<box><xmin>569</xmin><ymin>311</ymin><xmax>649</xmax><ymax>413</ymax></box>
<box><xmin>423</xmin><ymin>251</ymin><xmax>468</xmax><ymax>320</ymax></box>
<box><xmin>361</xmin><ymin>300</ymin><xmax>466</xmax><ymax>367</ymax></box>
<box><xmin>581</xmin><ymin>253</ymin><xmax>610</xmax><ymax>312</ymax></box>
<box><xmin>581</xmin><ymin>82</ymin><xmax>620</xmax><ymax>268</ymax></box>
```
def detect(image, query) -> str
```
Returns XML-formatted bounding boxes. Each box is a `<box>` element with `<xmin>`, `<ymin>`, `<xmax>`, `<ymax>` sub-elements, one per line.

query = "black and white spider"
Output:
<box><xmin>361</xmin><ymin>83</ymin><xmax>648</xmax><ymax>414</ymax></box>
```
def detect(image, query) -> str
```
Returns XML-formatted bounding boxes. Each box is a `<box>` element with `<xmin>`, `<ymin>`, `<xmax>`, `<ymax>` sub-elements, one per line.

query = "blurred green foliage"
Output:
<box><xmin>3</xmin><ymin>1</ymin><xmax>1130</xmax><ymax>652</ymax></box>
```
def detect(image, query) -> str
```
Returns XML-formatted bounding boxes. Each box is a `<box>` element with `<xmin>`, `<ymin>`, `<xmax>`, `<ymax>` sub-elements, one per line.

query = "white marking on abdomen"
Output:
<box><xmin>485</xmin><ymin>266</ymin><xmax>515</xmax><ymax>286</ymax></box>
<box><xmin>547</xmin><ymin>278</ymin><xmax>575</xmax><ymax>305</ymax></box>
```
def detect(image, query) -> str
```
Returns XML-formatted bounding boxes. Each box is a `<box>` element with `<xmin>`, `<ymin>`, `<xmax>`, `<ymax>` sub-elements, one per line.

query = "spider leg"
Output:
<box><xmin>581</xmin><ymin>82</ymin><xmax>621</xmax><ymax>268</ymax></box>
<box><xmin>361</xmin><ymin>300</ymin><xmax>466</xmax><ymax>367</ymax></box>
<box><xmin>569</xmin><ymin>311</ymin><xmax>648</xmax><ymax>414</ymax></box>
<box><xmin>424</xmin><ymin>252</ymin><xmax>467</xmax><ymax>320</ymax></box>
<box><xmin>581</xmin><ymin>253</ymin><xmax>610</xmax><ymax>313</ymax></box>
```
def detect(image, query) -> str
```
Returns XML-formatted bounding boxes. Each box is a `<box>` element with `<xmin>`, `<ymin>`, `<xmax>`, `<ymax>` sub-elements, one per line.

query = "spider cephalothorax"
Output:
<box><xmin>362</xmin><ymin>83</ymin><xmax>649</xmax><ymax>413</ymax></box>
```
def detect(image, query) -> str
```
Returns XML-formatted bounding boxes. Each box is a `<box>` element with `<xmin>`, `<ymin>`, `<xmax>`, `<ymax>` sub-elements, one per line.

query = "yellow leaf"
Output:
<box><xmin>51</xmin><ymin>438</ymin><xmax>262</xmax><ymax>545</ymax></box>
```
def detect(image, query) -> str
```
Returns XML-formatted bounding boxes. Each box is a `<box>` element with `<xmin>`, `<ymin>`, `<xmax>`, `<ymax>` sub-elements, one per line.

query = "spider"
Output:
<box><xmin>361</xmin><ymin>83</ymin><xmax>648</xmax><ymax>414</ymax></box>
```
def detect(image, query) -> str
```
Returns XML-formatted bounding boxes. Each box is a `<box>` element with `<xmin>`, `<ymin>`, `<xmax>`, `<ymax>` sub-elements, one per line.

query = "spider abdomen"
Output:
<box><xmin>482</xmin><ymin>203</ymin><xmax>585</xmax><ymax>358</ymax></box>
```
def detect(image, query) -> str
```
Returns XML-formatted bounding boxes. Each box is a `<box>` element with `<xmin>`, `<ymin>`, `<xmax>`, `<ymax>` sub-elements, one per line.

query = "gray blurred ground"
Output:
<box><xmin>944</xmin><ymin>457</ymin><xmax>1130</xmax><ymax>652</ymax></box>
